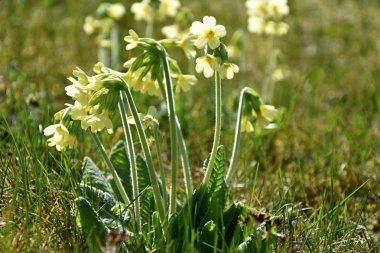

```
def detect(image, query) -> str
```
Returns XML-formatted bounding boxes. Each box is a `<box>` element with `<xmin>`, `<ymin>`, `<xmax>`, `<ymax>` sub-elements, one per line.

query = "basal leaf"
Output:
<box><xmin>200</xmin><ymin>220</ymin><xmax>219</xmax><ymax>253</ymax></box>
<box><xmin>75</xmin><ymin>197</ymin><xmax>108</xmax><ymax>253</ymax></box>
<box><xmin>82</xmin><ymin>157</ymin><xmax>114</xmax><ymax>196</ymax></box>
<box><xmin>109</xmin><ymin>141</ymin><xmax>133</xmax><ymax>201</ymax></box>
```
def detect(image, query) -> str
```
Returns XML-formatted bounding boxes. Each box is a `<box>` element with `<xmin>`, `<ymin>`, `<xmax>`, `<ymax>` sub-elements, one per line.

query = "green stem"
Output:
<box><xmin>121</xmin><ymin>90</ymin><xmax>166</xmax><ymax>223</ymax></box>
<box><xmin>110</xmin><ymin>26</ymin><xmax>120</xmax><ymax>68</ymax></box>
<box><xmin>118</xmin><ymin>92</ymin><xmax>141</xmax><ymax>231</ymax></box>
<box><xmin>153</xmin><ymin>129</ymin><xmax>168</xmax><ymax>210</ymax></box>
<box><xmin>146</xmin><ymin>18</ymin><xmax>154</xmax><ymax>38</ymax></box>
<box><xmin>161</xmin><ymin>52</ymin><xmax>178</xmax><ymax>215</ymax></box>
<box><xmin>175</xmin><ymin>117</ymin><xmax>192</xmax><ymax>196</ymax></box>
<box><xmin>225</xmin><ymin>87</ymin><xmax>249</xmax><ymax>183</ymax></box>
<box><xmin>90</xmin><ymin>132</ymin><xmax>130</xmax><ymax>205</ymax></box>
<box><xmin>203</xmin><ymin>71</ymin><xmax>222</xmax><ymax>185</ymax></box>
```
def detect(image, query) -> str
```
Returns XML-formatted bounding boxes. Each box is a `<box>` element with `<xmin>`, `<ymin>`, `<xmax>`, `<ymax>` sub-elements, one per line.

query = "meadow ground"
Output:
<box><xmin>0</xmin><ymin>0</ymin><xmax>379</xmax><ymax>252</ymax></box>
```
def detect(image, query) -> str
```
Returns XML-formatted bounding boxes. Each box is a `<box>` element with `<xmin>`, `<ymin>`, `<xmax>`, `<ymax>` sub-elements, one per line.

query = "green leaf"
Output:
<box><xmin>81</xmin><ymin>157</ymin><xmax>114</xmax><ymax>196</ymax></box>
<box><xmin>205</xmin><ymin>146</ymin><xmax>227</xmax><ymax>222</ymax></box>
<box><xmin>140</xmin><ymin>186</ymin><xmax>155</xmax><ymax>228</ymax></box>
<box><xmin>223</xmin><ymin>202</ymin><xmax>245</xmax><ymax>247</ymax></box>
<box><xmin>109</xmin><ymin>141</ymin><xmax>133</xmax><ymax>201</ymax></box>
<box><xmin>152</xmin><ymin>211</ymin><xmax>163</xmax><ymax>249</ymax></box>
<box><xmin>75</xmin><ymin>197</ymin><xmax>108</xmax><ymax>253</ymax></box>
<box><xmin>136</xmin><ymin>155</ymin><xmax>151</xmax><ymax>193</ymax></box>
<box><xmin>200</xmin><ymin>220</ymin><xmax>218</xmax><ymax>253</ymax></box>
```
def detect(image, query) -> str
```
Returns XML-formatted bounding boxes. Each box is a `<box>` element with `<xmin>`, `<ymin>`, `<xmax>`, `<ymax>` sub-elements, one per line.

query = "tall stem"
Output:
<box><xmin>203</xmin><ymin>71</ymin><xmax>222</xmax><ymax>185</ymax></box>
<box><xmin>175</xmin><ymin>117</ymin><xmax>192</xmax><ymax>196</ymax></box>
<box><xmin>118</xmin><ymin>92</ymin><xmax>141</xmax><ymax>231</ymax></box>
<box><xmin>121</xmin><ymin>90</ymin><xmax>166</xmax><ymax>223</ymax></box>
<box><xmin>110</xmin><ymin>26</ymin><xmax>120</xmax><ymax>68</ymax></box>
<box><xmin>153</xmin><ymin>129</ymin><xmax>168</xmax><ymax>210</ymax></box>
<box><xmin>225</xmin><ymin>87</ymin><xmax>249</xmax><ymax>183</ymax></box>
<box><xmin>146</xmin><ymin>18</ymin><xmax>154</xmax><ymax>38</ymax></box>
<box><xmin>161</xmin><ymin>52</ymin><xmax>178</xmax><ymax>215</ymax></box>
<box><xmin>90</xmin><ymin>132</ymin><xmax>130</xmax><ymax>205</ymax></box>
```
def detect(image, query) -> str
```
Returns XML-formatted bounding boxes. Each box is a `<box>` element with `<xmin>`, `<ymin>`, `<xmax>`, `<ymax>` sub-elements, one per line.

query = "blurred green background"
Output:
<box><xmin>0</xmin><ymin>0</ymin><xmax>379</xmax><ymax>251</ymax></box>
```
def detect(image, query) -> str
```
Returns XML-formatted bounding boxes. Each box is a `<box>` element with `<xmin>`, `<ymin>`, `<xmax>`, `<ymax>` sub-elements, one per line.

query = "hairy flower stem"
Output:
<box><xmin>175</xmin><ymin>117</ymin><xmax>192</xmax><ymax>196</ymax></box>
<box><xmin>161</xmin><ymin>52</ymin><xmax>179</xmax><ymax>215</ymax></box>
<box><xmin>153</xmin><ymin>129</ymin><xmax>168</xmax><ymax>209</ymax></box>
<box><xmin>118</xmin><ymin>92</ymin><xmax>141</xmax><ymax>231</ymax></box>
<box><xmin>110</xmin><ymin>26</ymin><xmax>120</xmax><ymax>68</ymax></box>
<box><xmin>146</xmin><ymin>18</ymin><xmax>154</xmax><ymax>38</ymax></box>
<box><xmin>225</xmin><ymin>87</ymin><xmax>249</xmax><ymax>183</ymax></box>
<box><xmin>203</xmin><ymin>71</ymin><xmax>222</xmax><ymax>185</ymax></box>
<box><xmin>157</xmin><ymin>82</ymin><xmax>193</xmax><ymax>197</ymax></box>
<box><xmin>90</xmin><ymin>132</ymin><xmax>130</xmax><ymax>205</ymax></box>
<box><xmin>121</xmin><ymin>90</ymin><xmax>166</xmax><ymax>223</ymax></box>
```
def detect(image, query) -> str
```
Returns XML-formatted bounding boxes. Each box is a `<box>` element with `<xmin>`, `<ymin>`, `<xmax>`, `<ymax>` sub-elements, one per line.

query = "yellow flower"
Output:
<box><xmin>260</xmin><ymin>104</ymin><xmax>278</xmax><ymax>121</ymax></box>
<box><xmin>44</xmin><ymin>123</ymin><xmax>77</xmax><ymax>151</ymax></box>
<box><xmin>248</xmin><ymin>17</ymin><xmax>266</xmax><ymax>34</ymax></box>
<box><xmin>124</xmin><ymin>30</ymin><xmax>139</xmax><ymax>51</ymax></box>
<box><xmin>267</xmin><ymin>0</ymin><xmax>289</xmax><ymax>18</ymax></box>
<box><xmin>65</xmin><ymin>78</ymin><xmax>89</xmax><ymax>105</ymax></box>
<box><xmin>219</xmin><ymin>63</ymin><xmax>239</xmax><ymax>80</ymax></box>
<box><xmin>83</xmin><ymin>16</ymin><xmax>100</xmax><ymax>35</ymax></box>
<box><xmin>264</xmin><ymin>21</ymin><xmax>289</xmax><ymax>36</ymax></box>
<box><xmin>162</xmin><ymin>24</ymin><xmax>181</xmax><ymax>39</ymax></box>
<box><xmin>190</xmin><ymin>16</ymin><xmax>227</xmax><ymax>49</ymax></box>
<box><xmin>241</xmin><ymin>116</ymin><xmax>254</xmax><ymax>133</ymax></box>
<box><xmin>81</xmin><ymin>111</ymin><xmax>114</xmax><ymax>134</ymax></box>
<box><xmin>246</xmin><ymin>0</ymin><xmax>267</xmax><ymax>18</ymax></box>
<box><xmin>107</xmin><ymin>3</ymin><xmax>126</xmax><ymax>20</ymax></box>
<box><xmin>141</xmin><ymin>75</ymin><xmax>161</xmax><ymax>97</ymax></box>
<box><xmin>173</xmin><ymin>74</ymin><xmax>197</xmax><ymax>93</ymax></box>
<box><xmin>131</xmin><ymin>1</ymin><xmax>153</xmax><ymax>22</ymax></box>
<box><xmin>69</xmin><ymin>101</ymin><xmax>89</xmax><ymax>121</ymax></box>
<box><xmin>159</xmin><ymin>0</ymin><xmax>181</xmax><ymax>18</ymax></box>
<box><xmin>195</xmin><ymin>55</ymin><xmax>219</xmax><ymax>78</ymax></box>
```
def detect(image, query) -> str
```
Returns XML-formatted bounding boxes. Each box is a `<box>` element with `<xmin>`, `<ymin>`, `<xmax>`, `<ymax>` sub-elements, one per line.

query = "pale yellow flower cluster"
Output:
<box><xmin>83</xmin><ymin>3</ymin><xmax>126</xmax><ymax>46</ymax></box>
<box><xmin>190</xmin><ymin>16</ymin><xmax>239</xmax><ymax>80</ymax></box>
<box><xmin>241</xmin><ymin>104</ymin><xmax>279</xmax><ymax>133</ymax></box>
<box><xmin>246</xmin><ymin>0</ymin><xmax>289</xmax><ymax>36</ymax></box>
<box><xmin>123</xmin><ymin>30</ymin><xmax>197</xmax><ymax>95</ymax></box>
<box><xmin>44</xmin><ymin>64</ymin><xmax>117</xmax><ymax>151</ymax></box>
<box><xmin>131</xmin><ymin>0</ymin><xmax>181</xmax><ymax>22</ymax></box>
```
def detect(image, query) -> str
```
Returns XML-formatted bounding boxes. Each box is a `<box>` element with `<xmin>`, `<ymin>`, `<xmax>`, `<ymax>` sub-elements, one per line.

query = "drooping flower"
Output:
<box><xmin>267</xmin><ymin>0</ymin><xmax>289</xmax><ymax>18</ymax></box>
<box><xmin>65</xmin><ymin>78</ymin><xmax>89</xmax><ymax>105</ymax></box>
<box><xmin>159</xmin><ymin>0</ymin><xmax>181</xmax><ymax>18</ymax></box>
<box><xmin>195</xmin><ymin>55</ymin><xmax>220</xmax><ymax>78</ymax></box>
<box><xmin>260</xmin><ymin>104</ymin><xmax>278</xmax><ymax>121</ymax></box>
<box><xmin>248</xmin><ymin>17</ymin><xmax>266</xmax><ymax>34</ymax></box>
<box><xmin>83</xmin><ymin>16</ymin><xmax>100</xmax><ymax>35</ymax></box>
<box><xmin>219</xmin><ymin>63</ymin><xmax>239</xmax><ymax>80</ymax></box>
<box><xmin>44</xmin><ymin>123</ymin><xmax>77</xmax><ymax>151</ymax></box>
<box><xmin>107</xmin><ymin>3</ymin><xmax>126</xmax><ymax>20</ymax></box>
<box><xmin>264</xmin><ymin>21</ymin><xmax>289</xmax><ymax>36</ymax></box>
<box><xmin>173</xmin><ymin>74</ymin><xmax>197</xmax><ymax>93</ymax></box>
<box><xmin>131</xmin><ymin>1</ymin><xmax>154</xmax><ymax>22</ymax></box>
<box><xmin>190</xmin><ymin>16</ymin><xmax>227</xmax><ymax>49</ymax></box>
<box><xmin>162</xmin><ymin>24</ymin><xmax>181</xmax><ymax>39</ymax></box>
<box><xmin>141</xmin><ymin>75</ymin><xmax>161</xmax><ymax>97</ymax></box>
<box><xmin>81</xmin><ymin>111</ymin><xmax>114</xmax><ymax>134</ymax></box>
<box><xmin>124</xmin><ymin>30</ymin><xmax>140</xmax><ymax>51</ymax></box>
<box><xmin>246</xmin><ymin>0</ymin><xmax>267</xmax><ymax>18</ymax></box>
<box><xmin>241</xmin><ymin>116</ymin><xmax>254</xmax><ymax>133</ymax></box>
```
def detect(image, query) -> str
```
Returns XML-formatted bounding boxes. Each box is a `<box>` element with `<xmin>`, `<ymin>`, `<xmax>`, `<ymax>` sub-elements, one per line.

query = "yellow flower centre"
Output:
<box><xmin>272</xmin><ymin>4</ymin><xmax>279</xmax><ymax>13</ymax></box>
<box><xmin>204</xmin><ymin>29</ymin><xmax>215</xmax><ymax>39</ymax></box>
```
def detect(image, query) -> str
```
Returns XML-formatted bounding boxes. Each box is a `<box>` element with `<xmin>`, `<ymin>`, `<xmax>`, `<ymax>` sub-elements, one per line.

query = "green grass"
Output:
<box><xmin>1</xmin><ymin>0</ymin><xmax>379</xmax><ymax>252</ymax></box>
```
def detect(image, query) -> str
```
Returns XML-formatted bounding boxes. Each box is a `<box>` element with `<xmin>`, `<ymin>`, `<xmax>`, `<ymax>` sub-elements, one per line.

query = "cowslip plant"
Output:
<box><xmin>44</xmin><ymin>13</ymin><xmax>280</xmax><ymax>252</ymax></box>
